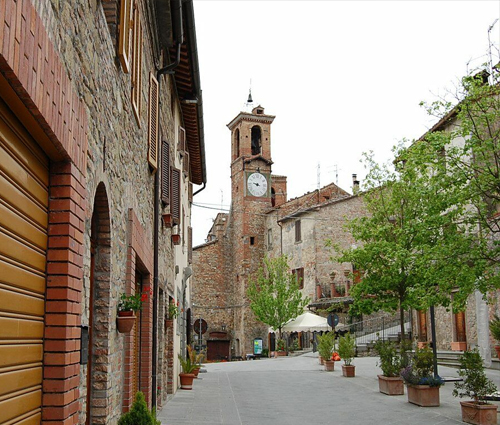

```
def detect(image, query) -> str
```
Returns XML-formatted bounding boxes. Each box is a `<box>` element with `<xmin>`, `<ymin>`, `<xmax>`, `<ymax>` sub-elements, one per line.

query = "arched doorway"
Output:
<box><xmin>86</xmin><ymin>183</ymin><xmax>111</xmax><ymax>425</ymax></box>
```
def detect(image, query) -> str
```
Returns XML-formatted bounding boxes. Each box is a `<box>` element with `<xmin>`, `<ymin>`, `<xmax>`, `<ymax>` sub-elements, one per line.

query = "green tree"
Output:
<box><xmin>247</xmin><ymin>255</ymin><xmax>310</xmax><ymax>338</ymax></box>
<box><xmin>419</xmin><ymin>70</ymin><xmax>500</xmax><ymax>296</ymax></box>
<box><xmin>337</xmin><ymin>138</ymin><xmax>485</xmax><ymax>337</ymax></box>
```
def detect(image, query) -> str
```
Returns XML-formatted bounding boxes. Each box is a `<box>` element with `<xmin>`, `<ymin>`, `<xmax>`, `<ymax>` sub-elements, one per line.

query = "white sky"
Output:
<box><xmin>191</xmin><ymin>0</ymin><xmax>500</xmax><ymax>246</ymax></box>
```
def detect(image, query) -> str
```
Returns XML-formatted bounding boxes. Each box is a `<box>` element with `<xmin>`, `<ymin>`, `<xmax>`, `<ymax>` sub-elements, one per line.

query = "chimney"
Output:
<box><xmin>352</xmin><ymin>174</ymin><xmax>360</xmax><ymax>194</ymax></box>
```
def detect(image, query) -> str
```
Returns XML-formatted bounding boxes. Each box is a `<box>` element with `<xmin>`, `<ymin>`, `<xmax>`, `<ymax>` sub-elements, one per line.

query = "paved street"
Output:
<box><xmin>158</xmin><ymin>352</ymin><xmax>500</xmax><ymax>425</ymax></box>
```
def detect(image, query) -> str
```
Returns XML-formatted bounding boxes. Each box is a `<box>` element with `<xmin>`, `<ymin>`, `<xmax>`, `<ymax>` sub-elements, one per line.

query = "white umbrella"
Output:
<box><xmin>280</xmin><ymin>312</ymin><xmax>332</xmax><ymax>332</ymax></box>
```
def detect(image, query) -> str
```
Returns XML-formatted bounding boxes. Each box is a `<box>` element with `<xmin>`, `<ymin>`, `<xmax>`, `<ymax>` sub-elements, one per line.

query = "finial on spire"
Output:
<box><xmin>247</xmin><ymin>78</ymin><xmax>253</xmax><ymax>104</ymax></box>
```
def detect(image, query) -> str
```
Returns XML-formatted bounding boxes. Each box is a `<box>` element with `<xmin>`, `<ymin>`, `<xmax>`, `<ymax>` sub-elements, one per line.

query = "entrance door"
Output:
<box><xmin>455</xmin><ymin>311</ymin><xmax>467</xmax><ymax>343</ymax></box>
<box><xmin>207</xmin><ymin>341</ymin><xmax>230</xmax><ymax>361</ymax></box>
<box><xmin>0</xmin><ymin>99</ymin><xmax>49</xmax><ymax>424</ymax></box>
<box><xmin>418</xmin><ymin>310</ymin><xmax>428</xmax><ymax>342</ymax></box>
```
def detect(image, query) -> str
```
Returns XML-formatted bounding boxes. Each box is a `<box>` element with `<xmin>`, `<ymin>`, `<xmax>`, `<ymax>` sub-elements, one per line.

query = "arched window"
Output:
<box><xmin>271</xmin><ymin>187</ymin><xmax>276</xmax><ymax>207</ymax></box>
<box><xmin>234</xmin><ymin>129</ymin><xmax>240</xmax><ymax>160</ymax></box>
<box><xmin>251</xmin><ymin>126</ymin><xmax>261</xmax><ymax>155</ymax></box>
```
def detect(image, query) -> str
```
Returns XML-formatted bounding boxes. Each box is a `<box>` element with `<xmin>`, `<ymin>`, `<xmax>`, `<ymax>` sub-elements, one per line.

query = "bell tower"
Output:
<box><xmin>226</xmin><ymin>104</ymin><xmax>276</xmax><ymax>356</ymax></box>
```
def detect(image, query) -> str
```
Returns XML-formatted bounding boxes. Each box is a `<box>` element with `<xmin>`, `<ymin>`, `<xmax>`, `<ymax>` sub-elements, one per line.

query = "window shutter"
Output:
<box><xmin>178</xmin><ymin>126</ymin><xmax>186</xmax><ymax>152</ymax></box>
<box><xmin>171</xmin><ymin>168</ymin><xmax>181</xmax><ymax>226</ymax></box>
<box><xmin>148</xmin><ymin>73</ymin><xmax>159</xmax><ymax>170</ymax></box>
<box><xmin>183</xmin><ymin>151</ymin><xmax>190</xmax><ymax>178</ymax></box>
<box><xmin>131</xmin><ymin>3</ymin><xmax>142</xmax><ymax>125</ymax></box>
<box><xmin>188</xmin><ymin>226</ymin><xmax>193</xmax><ymax>263</ymax></box>
<box><xmin>295</xmin><ymin>220</ymin><xmax>301</xmax><ymax>242</ymax></box>
<box><xmin>118</xmin><ymin>0</ymin><xmax>133</xmax><ymax>73</ymax></box>
<box><xmin>161</xmin><ymin>141</ymin><xmax>170</xmax><ymax>204</ymax></box>
<box><xmin>188</xmin><ymin>183</ymin><xmax>193</xmax><ymax>203</ymax></box>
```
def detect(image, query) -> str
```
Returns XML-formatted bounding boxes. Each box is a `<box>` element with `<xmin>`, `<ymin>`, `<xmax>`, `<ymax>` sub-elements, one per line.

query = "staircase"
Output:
<box><xmin>437</xmin><ymin>350</ymin><xmax>500</xmax><ymax>371</ymax></box>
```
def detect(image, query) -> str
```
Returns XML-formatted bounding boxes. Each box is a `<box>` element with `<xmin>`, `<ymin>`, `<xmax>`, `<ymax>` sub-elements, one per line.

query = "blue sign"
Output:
<box><xmin>327</xmin><ymin>313</ymin><xmax>339</xmax><ymax>328</ymax></box>
<box><xmin>254</xmin><ymin>338</ymin><xmax>263</xmax><ymax>355</ymax></box>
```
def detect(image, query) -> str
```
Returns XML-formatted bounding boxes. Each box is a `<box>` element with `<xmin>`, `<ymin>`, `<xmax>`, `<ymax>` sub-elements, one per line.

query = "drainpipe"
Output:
<box><xmin>277</xmin><ymin>220</ymin><xmax>283</xmax><ymax>255</ymax></box>
<box><xmin>193</xmin><ymin>182</ymin><xmax>206</xmax><ymax>197</ymax></box>
<box><xmin>152</xmin><ymin>0</ymin><xmax>183</xmax><ymax>410</ymax></box>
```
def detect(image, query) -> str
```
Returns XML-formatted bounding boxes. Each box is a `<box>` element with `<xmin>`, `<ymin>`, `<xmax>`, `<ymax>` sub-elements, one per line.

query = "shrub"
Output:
<box><xmin>317</xmin><ymin>332</ymin><xmax>335</xmax><ymax>361</ymax></box>
<box><xmin>338</xmin><ymin>333</ymin><xmax>356</xmax><ymax>366</ymax></box>
<box><xmin>118</xmin><ymin>391</ymin><xmax>160</xmax><ymax>425</ymax></box>
<box><xmin>490</xmin><ymin>315</ymin><xmax>500</xmax><ymax>342</ymax></box>
<box><xmin>400</xmin><ymin>346</ymin><xmax>443</xmax><ymax>387</ymax></box>
<box><xmin>374</xmin><ymin>339</ymin><xmax>401</xmax><ymax>377</ymax></box>
<box><xmin>453</xmin><ymin>348</ymin><xmax>497</xmax><ymax>404</ymax></box>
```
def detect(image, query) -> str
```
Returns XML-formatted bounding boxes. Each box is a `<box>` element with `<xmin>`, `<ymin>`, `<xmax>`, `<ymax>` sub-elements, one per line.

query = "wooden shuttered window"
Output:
<box><xmin>171</xmin><ymin>168</ymin><xmax>181</xmax><ymax>226</ymax></box>
<box><xmin>188</xmin><ymin>183</ymin><xmax>193</xmax><ymax>203</ymax></box>
<box><xmin>161</xmin><ymin>141</ymin><xmax>170</xmax><ymax>204</ymax></box>
<box><xmin>131</xmin><ymin>2</ymin><xmax>142</xmax><ymax>125</ymax></box>
<box><xmin>188</xmin><ymin>226</ymin><xmax>193</xmax><ymax>263</ymax></box>
<box><xmin>118</xmin><ymin>0</ymin><xmax>133</xmax><ymax>73</ymax></box>
<box><xmin>183</xmin><ymin>151</ymin><xmax>190</xmax><ymax>178</ymax></box>
<box><xmin>178</xmin><ymin>126</ymin><xmax>186</xmax><ymax>152</ymax></box>
<box><xmin>148</xmin><ymin>73</ymin><xmax>159</xmax><ymax>170</ymax></box>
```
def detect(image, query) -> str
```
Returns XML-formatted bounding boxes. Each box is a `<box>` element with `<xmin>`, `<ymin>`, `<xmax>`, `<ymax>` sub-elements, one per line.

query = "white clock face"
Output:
<box><xmin>247</xmin><ymin>172</ymin><xmax>268</xmax><ymax>197</ymax></box>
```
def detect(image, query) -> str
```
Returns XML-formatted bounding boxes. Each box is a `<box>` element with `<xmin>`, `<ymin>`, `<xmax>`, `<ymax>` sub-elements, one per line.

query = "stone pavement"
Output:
<box><xmin>157</xmin><ymin>352</ymin><xmax>500</xmax><ymax>425</ymax></box>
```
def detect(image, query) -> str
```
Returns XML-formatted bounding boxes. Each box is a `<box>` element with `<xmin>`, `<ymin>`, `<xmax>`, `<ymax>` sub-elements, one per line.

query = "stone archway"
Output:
<box><xmin>86</xmin><ymin>182</ymin><xmax>112</xmax><ymax>425</ymax></box>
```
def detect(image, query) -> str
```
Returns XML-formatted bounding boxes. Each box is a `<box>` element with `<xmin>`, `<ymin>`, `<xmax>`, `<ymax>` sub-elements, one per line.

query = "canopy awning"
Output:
<box><xmin>279</xmin><ymin>312</ymin><xmax>333</xmax><ymax>332</ymax></box>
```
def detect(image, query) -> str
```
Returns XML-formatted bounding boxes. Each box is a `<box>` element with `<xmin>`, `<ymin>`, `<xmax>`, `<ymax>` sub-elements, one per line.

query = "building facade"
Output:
<box><xmin>192</xmin><ymin>105</ymin><xmax>365</xmax><ymax>359</ymax></box>
<box><xmin>0</xmin><ymin>0</ymin><xmax>205</xmax><ymax>423</ymax></box>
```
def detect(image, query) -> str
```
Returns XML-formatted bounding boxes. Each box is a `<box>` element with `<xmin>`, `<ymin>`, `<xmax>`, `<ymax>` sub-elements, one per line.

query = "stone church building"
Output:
<box><xmin>192</xmin><ymin>104</ymin><xmax>366</xmax><ymax>360</ymax></box>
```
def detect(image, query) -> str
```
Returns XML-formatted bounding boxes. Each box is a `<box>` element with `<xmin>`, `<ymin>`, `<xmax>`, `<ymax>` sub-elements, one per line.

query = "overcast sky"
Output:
<box><xmin>190</xmin><ymin>0</ymin><xmax>500</xmax><ymax>246</ymax></box>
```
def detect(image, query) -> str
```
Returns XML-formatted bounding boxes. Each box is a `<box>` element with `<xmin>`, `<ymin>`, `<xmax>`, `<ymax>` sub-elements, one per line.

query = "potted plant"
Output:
<box><xmin>276</xmin><ymin>339</ymin><xmax>287</xmax><ymax>356</ymax></box>
<box><xmin>178</xmin><ymin>354</ymin><xmax>197</xmax><ymax>390</ymax></box>
<box><xmin>168</xmin><ymin>301</ymin><xmax>179</xmax><ymax>320</ymax></box>
<box><xmin>489</xmin><ymin>314</ymin><xmax>500</xmax><ymax>360</ymax></box>
<box><xmin>453</xmin><ymin>348</ymin><xmax>498</xmax><ymax>425</ymax></box>
<box><xmin>117</xmin><ymin>292</ymin><xmax>144</xmax><ymax>333</ymax></box>
<box><xmin>118</xmin><ymin>391</ymin><xmax>160</xmax><ymax>425</ymax></box>
<box><xmin>187</xmin><ymin>345</ymin><xmax>204</xmax><ymax>378</ymax></box>
<box><xmin>401</xmin><ymin>346</ymin><xmax>443</xmax><ymax>407</ymax></box>
<box><xmin>374</xmin><ymin>339</ymin><xmax>404</xmax><ymax>395</ymax></box>
<box><xmin>338</xmin><ymin>333</ymin><xmax>356</xmax><ymax>377</ymax></box>
<box><xmin>317</xmin><ymin>332</ymin><xmax>335</xmax><ymax>371</ymax></box>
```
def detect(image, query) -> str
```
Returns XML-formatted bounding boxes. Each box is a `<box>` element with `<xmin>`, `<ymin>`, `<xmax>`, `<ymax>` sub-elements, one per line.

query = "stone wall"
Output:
<box><xmin>1</xmin><ymin>0</ymin><xmax>195</xmax><ymax>423</ymax></box>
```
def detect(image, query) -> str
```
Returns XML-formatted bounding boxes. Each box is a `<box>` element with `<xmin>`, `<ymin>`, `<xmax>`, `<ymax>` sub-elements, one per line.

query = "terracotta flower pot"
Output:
<box><xmin>179</xmin><ymin>373</ymin><xmax>195</xmax><ymax>390</ymax></box>
<box><xmin>193</xmin><ymin>367</ymin><xmax>200</xmax><ymax>378</ymax></box>
<box><xmin>324</xmin><ymin>359</ymin><xmax>335</xmax><ymax>371</ymax></box>
<box><xmin>276</xmin><ymin>351</ymin><xmax>287</xmax><ymax>357</ymax></box>
<box><xmin>319</xmin><ymin>356</ymin><xmax>324</xmax><ymax>365</ymax></box>
<box><xmin>407</xmin><ymin>384</ymin><xmax>440</xmax><ymax>407</ymax></box>
<box><xmin>378</xmin><ymin>375</ymin><xmax>404</xmax><ymax>395</ymax></box>
<box><xmin>494</xmin><ymin>345</ymin><xmax>500</xmax><ymax>360</ymax></box>
<box><xmin>172</xmin><ymin>234</ymin><xmax>181</xmax><ymax>245</ymax></box>
<box><xmin>342</xmin><ymin>364</ymin><xmax>355</xmax><ymax>377</ymax></box>
<box><xmin>117</xmin><ymin>311</ymin><xmax>136</xmax><ymax>333</ymax></box>
<box><xmin>460</xmin><ymin>401</ymin><xmax>498</xmax><ymax>425</ymax></box>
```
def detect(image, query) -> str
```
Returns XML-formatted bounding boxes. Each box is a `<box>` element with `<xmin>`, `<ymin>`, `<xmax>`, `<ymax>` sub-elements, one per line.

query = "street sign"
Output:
<box><xmin>327</xmin><ymin>313</ymin><xmax>339</xmax><ymax>328</ymax></box>
<box><xmin>194</xmin><ymin>318</ymin><xmax>207</xmax><ymax>335</ymax></box>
